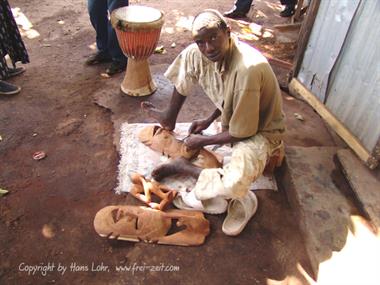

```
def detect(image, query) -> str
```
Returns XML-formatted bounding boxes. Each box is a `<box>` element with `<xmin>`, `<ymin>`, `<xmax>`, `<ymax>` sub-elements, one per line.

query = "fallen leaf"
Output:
<box><xmin>154</xmin><ymin>45</ymin><xmax>166</xmax><ymax>54</ymax></box>
<box><xmin>100</xmin><ymin>72</ymin><xmax>111</xmax><ymax>78</ymax></box>
<box><xmin>294</xmin><ymin>113</ymin><xmax>305</xmax><ymax>121</ymax></box>
<box><xmin>33</xmin><ymin>151</ymin><xmax>47</xmax><ymax>160</ymax></box>
<box><xmin>0</xmin><ymin>188</ymin><xmax>9</xmax><ymax>197</ymax></box>
<box><xmin>0</xmin><ymin>135</ymin><xmax>2</xmax><ymax>141</ymax></box>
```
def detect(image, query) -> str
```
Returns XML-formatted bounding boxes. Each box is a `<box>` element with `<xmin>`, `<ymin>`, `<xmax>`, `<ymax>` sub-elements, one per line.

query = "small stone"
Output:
<box><xmin>294</xmin><ymin>113</ymin><xmax>305</xmax><ymax>121</ymax></box>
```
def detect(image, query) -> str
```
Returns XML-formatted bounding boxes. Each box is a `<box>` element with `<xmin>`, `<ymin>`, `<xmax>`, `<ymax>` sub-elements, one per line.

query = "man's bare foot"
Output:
<box><xmin>141</xmin><ymin>101</ymin><xmax>175</xmax><ymax>131</ymax></box>
<box><xmin>152</xmin><ymin>157</ymin><xmax>202</xmax><ymax>181</ymax></box>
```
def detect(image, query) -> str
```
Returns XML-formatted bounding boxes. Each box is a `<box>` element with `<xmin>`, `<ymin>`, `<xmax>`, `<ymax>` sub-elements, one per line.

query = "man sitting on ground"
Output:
<box><xmin>141</xmin><ymin>9</ymin><xmax>285</xmax><ymax>236</ymax></box>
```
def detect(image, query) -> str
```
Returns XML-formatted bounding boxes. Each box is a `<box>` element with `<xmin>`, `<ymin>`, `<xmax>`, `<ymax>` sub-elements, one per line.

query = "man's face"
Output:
<box><xmin>193</xmin><ymin>26</ymin><xmax>230</xmax><ymax>62</ymax></box>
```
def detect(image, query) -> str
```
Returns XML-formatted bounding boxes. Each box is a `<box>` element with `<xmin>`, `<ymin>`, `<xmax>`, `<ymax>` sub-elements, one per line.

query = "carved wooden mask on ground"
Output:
<box><xmin>93</xmin><ymin>205</ymin><xmax>210</xmax><ymax>246</ymax></box>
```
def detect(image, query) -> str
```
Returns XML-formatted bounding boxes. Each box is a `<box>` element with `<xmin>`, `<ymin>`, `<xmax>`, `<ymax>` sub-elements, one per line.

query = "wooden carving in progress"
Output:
<box><xmin>93</xmin><ymin>205</ymin><xmax>210</xmax><ymax>246</ymax></box>
<box><xmin>138</xmin><ymin>125</ymin><xmax>222</xmax><ymax>168</ymax></box>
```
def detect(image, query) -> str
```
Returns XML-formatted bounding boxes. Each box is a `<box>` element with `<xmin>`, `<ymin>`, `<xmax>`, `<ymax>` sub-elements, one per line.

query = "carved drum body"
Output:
<box><xmin>111</xmin><ymin>6</ymin><xmax>164</xmax><ymax>96</ymax></box>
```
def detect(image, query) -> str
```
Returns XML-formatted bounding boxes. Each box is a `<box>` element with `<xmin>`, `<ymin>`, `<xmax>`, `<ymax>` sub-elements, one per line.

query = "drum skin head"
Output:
<box><xmin>111</xmin><ymin>5</ymin><xmax>164</xmax><ymax>30</ymax></box>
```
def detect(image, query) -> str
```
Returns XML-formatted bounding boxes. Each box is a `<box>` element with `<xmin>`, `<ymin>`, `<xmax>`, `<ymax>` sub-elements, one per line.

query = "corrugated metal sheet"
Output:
<box><xmin>326</xmin><ymin>0</ymin><xmax>380</xmax><ymax>152</ymax></box>
<box><xmin>297</xmin><ymin>0</ymin><xmax>360</xmax><ymax>101</ymax></box>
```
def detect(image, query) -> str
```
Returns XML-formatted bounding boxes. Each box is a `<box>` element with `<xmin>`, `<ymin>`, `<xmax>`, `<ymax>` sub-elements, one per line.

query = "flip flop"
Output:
<box><xmin>222</xmin><ymin>191</ymin><xmax>258</xmax><ymax>236</ymax></box>
<box><xmin>173</xmin><ymin>190</ymin><xmax>228</xmax><ymax>214</ymax></box>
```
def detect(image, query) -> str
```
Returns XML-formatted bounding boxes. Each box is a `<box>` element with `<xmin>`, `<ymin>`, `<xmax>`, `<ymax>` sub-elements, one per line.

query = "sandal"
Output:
<box><xmin>0</xmin><ymin>80</ymin><xmax>21</xmax><ymax>95</ymax></box>
<box><xmin>222</xmin><ymin>191</ymin><xmax>258</xmax><ymax>236</ymax></box>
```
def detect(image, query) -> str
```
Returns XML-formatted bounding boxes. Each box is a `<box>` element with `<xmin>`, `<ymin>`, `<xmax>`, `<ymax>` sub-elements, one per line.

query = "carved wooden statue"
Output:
<box><xmin>129</xmin><ymin>173</ymin><xmax>177</xmax><ymax>211</ymax></box>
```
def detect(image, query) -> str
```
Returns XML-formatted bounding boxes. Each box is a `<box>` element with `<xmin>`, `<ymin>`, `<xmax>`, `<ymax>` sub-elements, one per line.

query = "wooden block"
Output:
<box><xmin>337</xmin><ymin>149</ymin><xmax>380</xmax><ymax>229</ymax></box>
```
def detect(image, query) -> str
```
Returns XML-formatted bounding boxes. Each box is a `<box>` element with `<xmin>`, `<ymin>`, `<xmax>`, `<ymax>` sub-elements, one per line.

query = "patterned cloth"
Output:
<box><xmin>0</xmin><ymin>0</ymin><xmax>29</xmax><ymax>79</ymax></box>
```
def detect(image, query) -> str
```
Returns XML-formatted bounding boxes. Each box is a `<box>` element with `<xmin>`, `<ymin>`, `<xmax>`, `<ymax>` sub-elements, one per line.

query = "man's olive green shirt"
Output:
<box><xmin>164</xmin><ymin>36</ymin><xmax>285</xmax><ymax>140</ymax></box>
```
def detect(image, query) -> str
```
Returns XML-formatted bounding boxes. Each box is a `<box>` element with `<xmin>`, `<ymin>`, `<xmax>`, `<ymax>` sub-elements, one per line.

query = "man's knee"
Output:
<box><xmin>264</xmin><ymin>140</ymin><xmax>284</xmax><ymax>174</ymax></box>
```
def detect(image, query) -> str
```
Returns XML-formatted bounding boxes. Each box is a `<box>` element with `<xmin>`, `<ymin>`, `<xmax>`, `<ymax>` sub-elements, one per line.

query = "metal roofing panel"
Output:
<box><xmin>326</xmin><ymin>0</ymin><xmax>380</xmax><ymax>153</ymax></box>
<box><xmin>297</xmin><ymin>0</ymin><xmax>360</xmax><ymax>101</ymax></box>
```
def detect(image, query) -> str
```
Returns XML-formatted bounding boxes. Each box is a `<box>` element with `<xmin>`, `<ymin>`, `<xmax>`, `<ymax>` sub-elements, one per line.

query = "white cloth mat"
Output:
<box><xmin>116</xmin><ymin>122</ymin><xmax>278</xmax><ymax>194</ymax></box>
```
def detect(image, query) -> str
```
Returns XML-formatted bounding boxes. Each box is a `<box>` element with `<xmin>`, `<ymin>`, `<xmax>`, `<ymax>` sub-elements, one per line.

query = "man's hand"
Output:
<box><xmin>188</xmin><ymin>118</ymin><xmax>211</xmax><ymax>134</ymax></box>
<box><xmin>184</xmin><ymin>134</ymin><xmax>207</xmax><ymax>150</ymax></box>
<box><xmin>185</xmin><ymin>130</ymin><xmax>247</xmax><ymax>150</ymax></box>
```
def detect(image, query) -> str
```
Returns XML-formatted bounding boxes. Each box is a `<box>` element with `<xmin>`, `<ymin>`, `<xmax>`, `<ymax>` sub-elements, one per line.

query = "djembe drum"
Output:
<box><xmin>111</xmin><ymin>6</ymin><xmax>164</xmax><ymax>96</ymax></box>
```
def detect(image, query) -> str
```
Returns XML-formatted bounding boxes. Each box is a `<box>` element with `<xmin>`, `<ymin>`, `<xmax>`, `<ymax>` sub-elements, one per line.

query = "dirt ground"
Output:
<box><xmin>0</xmin><ymin>0</ymin><xmax>341</xmax><ymax>284</ymax></box>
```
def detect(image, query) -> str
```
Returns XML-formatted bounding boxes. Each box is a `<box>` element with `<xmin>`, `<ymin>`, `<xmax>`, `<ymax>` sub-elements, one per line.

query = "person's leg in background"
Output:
<box><xmin>0</xmin><ymin>0</ymin><xmax>29</xmax><ymax>95</ymax></box>
<box><xmin>0</xmin><ymin>57</ymin><xmax>25</xmax><ymax>95</ymax></box>
<box><xmin>280</xmin><ymin>0</ymin><xmax>297</xmax><ymax>17</ymax></box>
<box><xmin>86</xmin><ymin>0</ymin><xmax>128</xmax><ymax>75</ymax></box>
<box><xmin>86</xmin><ymin>0</ymin><xmax>112</xmax><ymax>64</ymax></box>
<box><xmin>224</xmin><ymin>0</ymin><xmax>254</xmax><ymax>19</ymax></box>
<box><xmin>105</xmin><ymin>0</ymin><xmax>129</xmax><ymax>75</ymax></box>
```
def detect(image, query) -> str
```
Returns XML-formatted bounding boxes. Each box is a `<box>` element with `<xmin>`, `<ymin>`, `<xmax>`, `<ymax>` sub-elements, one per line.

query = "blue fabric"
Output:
<box><xmin>280</xmin><ymin>0</ymin><xmax>297</xmax><ymax>6</ymax></box>
<box><xmin>233</xmin><ymin>0</ymin><xmax>253</xmax><ymax>14</ymax></box>
<box><xmin>88</xmin><ymin>0</ymin><xmax>129</xmax><ymax>61</ymax></box>
<box><xmin>231</xmin><ymin>0</ymin><xmax>297</xmax><ymax>14</ymax></box>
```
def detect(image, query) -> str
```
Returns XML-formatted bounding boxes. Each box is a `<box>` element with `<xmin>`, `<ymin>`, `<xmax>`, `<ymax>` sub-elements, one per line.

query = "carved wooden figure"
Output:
<box><xmin>129</xmin><ymin>173</ymin><xmax>177</xmax><ymax>211</ymax></box>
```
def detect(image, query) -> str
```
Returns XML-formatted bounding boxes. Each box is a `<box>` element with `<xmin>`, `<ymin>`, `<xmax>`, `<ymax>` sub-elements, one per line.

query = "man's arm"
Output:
<box><xmin>189</xmin><ymin>108</ymin><xmax>221</xmax><ymax>134</ymax></box>
<box><xmin>207</xmin><ymin>108</ymin><xmax>222</xmax><ymax>123</ymax></box>
<box><xmin>185</xmin><ymin>130</ymin><xmax>248</xmax><ymax>150</ymax></box>
<box><xmin>141</xmin><ymin>87</ymin><xmax>186</xmax><ymax>131</ymax></box>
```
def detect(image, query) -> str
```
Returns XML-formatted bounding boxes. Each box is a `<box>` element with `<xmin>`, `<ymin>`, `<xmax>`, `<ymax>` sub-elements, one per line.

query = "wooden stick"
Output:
<box><xmin>263</xmin><ymin>52</ymin><xmax>293</xmax><ymax>70</ymax></box>
<box><xmin>274</xmin><ymin>23</ymin><xmax>302</xmax><ymax>31</ymax></box>
<box><xmin>289</xmin><ymin>78</ymin><xmax>377</xmax><ymax>169</ymax></box>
